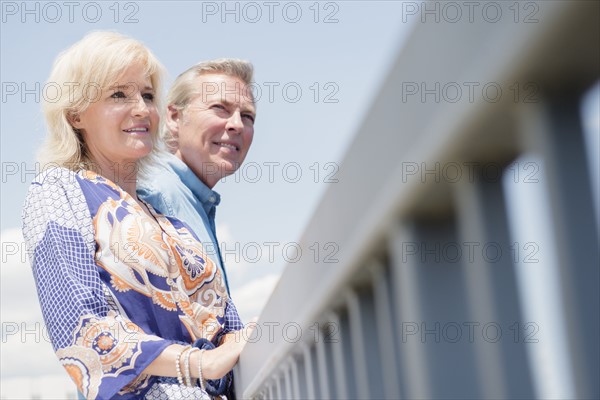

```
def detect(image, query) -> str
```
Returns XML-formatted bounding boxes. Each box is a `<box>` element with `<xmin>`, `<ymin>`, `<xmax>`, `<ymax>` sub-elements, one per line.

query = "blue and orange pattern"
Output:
<box><xmin>22</xmin><ymin>168</ymin><xmax>243</xmax><ymax>399</ymax></box>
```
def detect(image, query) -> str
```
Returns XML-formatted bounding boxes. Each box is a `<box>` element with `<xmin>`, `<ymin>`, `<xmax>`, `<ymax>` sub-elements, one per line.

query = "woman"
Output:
<box><xmin>22</xmin><ymin>31</ymin><xmax>251</xmax><ymax>399</ymax></box>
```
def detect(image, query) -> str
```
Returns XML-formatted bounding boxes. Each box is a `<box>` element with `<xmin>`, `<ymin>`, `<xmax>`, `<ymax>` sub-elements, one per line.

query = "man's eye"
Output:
<box><xmin>211</xmin><ymin>104</ymin><xmax>226</xmax><ymax>110</ymax></box>
<box><xmin>110</xmin><ymin>91</ymin><xmax>126</xmax><ymax>99</ymax></box>
<box><xmin>242</xmin><ymin>114</ymin><xmax>255</xmax><ymax>123</ymax></box>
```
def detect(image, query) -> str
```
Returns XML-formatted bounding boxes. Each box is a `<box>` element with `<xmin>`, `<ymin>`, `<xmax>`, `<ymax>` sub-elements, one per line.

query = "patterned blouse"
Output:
<box><xmin>22</xmin><ymin>167</ymin><xmax>243</xmax><ymax>399</ymax></box>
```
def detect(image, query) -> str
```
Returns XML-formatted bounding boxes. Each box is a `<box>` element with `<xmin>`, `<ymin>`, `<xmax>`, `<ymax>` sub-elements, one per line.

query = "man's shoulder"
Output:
<box><xmin>138</xmin><ymin>153</ymin><xmax>199</xmax><ymax>216</ymax></box>
<box><xmin>139</xmin><ymin>154</ymin><xmax>187</xmax><ymax>193</ymax></box>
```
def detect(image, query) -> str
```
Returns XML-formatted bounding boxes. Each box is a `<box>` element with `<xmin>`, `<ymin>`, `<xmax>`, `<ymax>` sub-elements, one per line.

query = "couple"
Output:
<box><xmin>22</xmin><ymin>31</ymin><xmax>257</xmax><ymax>399</ymax></box>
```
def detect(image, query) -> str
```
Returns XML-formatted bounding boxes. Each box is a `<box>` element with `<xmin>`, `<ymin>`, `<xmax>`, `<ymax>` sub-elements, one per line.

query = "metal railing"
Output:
<box><xmin>236</xmin><ymin>1</ymin><xmax>599</xmax><ymax>398</ymax></box>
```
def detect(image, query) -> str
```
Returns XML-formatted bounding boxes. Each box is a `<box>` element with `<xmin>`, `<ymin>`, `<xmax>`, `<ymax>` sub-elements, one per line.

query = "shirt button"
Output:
<box><xmin>209</xmin><ymin>196</ymin><xmax>216</xmax><ymax>203</ymax></box>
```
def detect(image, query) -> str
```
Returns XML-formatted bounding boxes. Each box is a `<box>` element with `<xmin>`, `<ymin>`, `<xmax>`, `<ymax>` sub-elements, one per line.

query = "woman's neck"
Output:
<box><xmin>84</xmin><ymin>158</ymin><xmax>139</xmax><ymax>199</ymax></box>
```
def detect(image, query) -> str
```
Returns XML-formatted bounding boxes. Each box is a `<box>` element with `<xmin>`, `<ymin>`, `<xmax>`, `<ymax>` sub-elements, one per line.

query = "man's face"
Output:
<box><xmin>171</xmin><ymin>73</ymin><xmax>256</xmax><ymax>188</ymax></box>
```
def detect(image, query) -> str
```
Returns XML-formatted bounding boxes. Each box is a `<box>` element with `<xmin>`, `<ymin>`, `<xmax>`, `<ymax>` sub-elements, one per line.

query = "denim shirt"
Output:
<box><xmin>137</xmin><ymin>153</ymin><xmax>230</xmax><ymax>294</ymax></box>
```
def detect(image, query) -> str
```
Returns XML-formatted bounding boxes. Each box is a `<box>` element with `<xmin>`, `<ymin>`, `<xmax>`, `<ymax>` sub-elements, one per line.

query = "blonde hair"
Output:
<box><xmin>38</xmin><ymin>30</ymin><xmax>164</xmax><ymax>177</ymax></box>
<box><xmin>162</xmin><ymin>58</ymin><xmax>254</xmax><ymax>150</ymax></box>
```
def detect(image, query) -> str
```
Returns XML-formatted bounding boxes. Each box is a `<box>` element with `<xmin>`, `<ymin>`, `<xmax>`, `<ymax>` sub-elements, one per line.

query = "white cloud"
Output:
<box><xmin>1</xmin><ymin>228</ymin><xmax>28</xmax><ymax>276</ymax></box>
<box><xmin>231</xmin><ymin>274</ymin><xmax>280</xmax><ymax>323</ymax></box>
<box><xmin>1</xmin><ymin>228</ymin><xmax>69</xmax><ymax>390</ymax></box>
<box><xmin>1</xmin><ymin>228</ymin><xmax>44</xmax><ymax>323</ymax></box>
<box><xmin>0</xmin><ymin>374</ymin><xmax>77</xmax><ymax>400</ymax></box>
<box><xmin>216</xmin><ymin>222</ymin><xmax>234</xmax><ymax>246</ymax></box>
<box><xmin>216</xmin><ymin>222</ymin><xmax>287</xmax><ymax>286</ymax></box>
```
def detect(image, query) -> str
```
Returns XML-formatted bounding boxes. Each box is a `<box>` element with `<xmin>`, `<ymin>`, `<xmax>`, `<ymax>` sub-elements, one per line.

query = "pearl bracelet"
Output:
<box><xmin>184</xmin><ymin>348</ymin><xmax>200</xmax><ymax>387</ymax></box>
<box><xmin>175</xmin><ymin>346</ymin><xmax>190</xmax><ymax>386</ymax></box>
<box><xmin>197</xmin><ymin>349</ymin><xmax>206</xmax><ymax>391</ymax></box>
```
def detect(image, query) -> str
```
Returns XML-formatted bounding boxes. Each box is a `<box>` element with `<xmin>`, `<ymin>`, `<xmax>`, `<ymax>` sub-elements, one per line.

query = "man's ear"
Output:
<box><xmin>165</xmin><ymin>105</ymin><xmax>181</xmax><ymax>138</ymax></box>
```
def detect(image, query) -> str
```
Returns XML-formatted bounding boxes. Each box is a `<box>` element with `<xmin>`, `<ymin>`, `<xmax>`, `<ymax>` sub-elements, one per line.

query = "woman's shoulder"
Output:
<box><xmin>31</xmin><ymin>165</ymin><xmax>81</xmax><ymax>187</ymax></box>
<box><xmin>24</xmin><ymin>165</ymin><xmax>89</xmax><ymax>216</ymax></box>
<box><xmin>23</xmin><ymin>165</ymin><xmax>95</xmax><ymax>248</ymax></box>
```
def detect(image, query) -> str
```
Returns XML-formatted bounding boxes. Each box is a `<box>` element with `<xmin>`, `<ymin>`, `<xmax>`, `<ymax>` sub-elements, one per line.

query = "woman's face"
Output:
<box><xmin>72</xmin><ymin>63</ymin><xmax>159</xmax><ymax>172</ymax></box>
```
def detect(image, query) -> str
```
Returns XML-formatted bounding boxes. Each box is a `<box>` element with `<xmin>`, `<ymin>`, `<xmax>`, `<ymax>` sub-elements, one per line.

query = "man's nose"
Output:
<box><xmin>226</xmin><ymin>110</ymin><xmax>244</xmax><ymax>133</ymax></box>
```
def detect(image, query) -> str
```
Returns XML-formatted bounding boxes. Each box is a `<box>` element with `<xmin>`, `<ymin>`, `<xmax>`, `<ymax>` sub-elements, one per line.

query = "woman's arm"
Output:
<box><xmin>142</xmin><ymin>323</ymin><xmax>255</xmax><ymax>379</ymax></box>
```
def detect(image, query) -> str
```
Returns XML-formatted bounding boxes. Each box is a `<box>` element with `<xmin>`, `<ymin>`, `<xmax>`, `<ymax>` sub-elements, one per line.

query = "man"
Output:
<box><xmin>138</xmin><ymin>59</ymin><xmax>256</xmax><ymax>295</ymax></box>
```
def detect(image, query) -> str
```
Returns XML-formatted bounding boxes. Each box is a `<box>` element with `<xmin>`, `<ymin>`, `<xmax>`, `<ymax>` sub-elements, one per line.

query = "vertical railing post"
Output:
<box><xmin>520</xmin><ymin>96</ymin><xmax>600</xmax><ymax>399</ymax></box>
<box><xmin>370</xmin><ymin>261</ymin><xmax>402</xmax><ymax>399</ymax></box>
<box><xmin>324</xmin><ymin>311</ymin><xmax>349</xmax><ymax>399</ymax></box>
<box><xmin>454</xmin><ymin>165</ymin><xmax>535</xmax><ymax>398</ymax></box>
<box><xmin>302</xmin><ymin>344</ymin><xmax>316</xmax><ymax>399</ymax></box>
<box><xmin>315</xmin><ymin>328</ymin><xmax>331</xmax><ymax>399</ymax></box>
<box><xmin>289</xmin><ymin>356</ymin><xmax>301</xmax><ymax>399</ymax></box>
<box><xmin>389</xmin><ymin>222</ymin><xmax>431</xmax><ymax>400</ymax></box>
<box><xmin>390</xmin><ymin>218</ymin><xmax>482</xmax><ymax>398</ymax></box>
<box><xmin>345</xmin><ymin>289</ymin><xmax>371</xmax><ymax>399</ymax></box>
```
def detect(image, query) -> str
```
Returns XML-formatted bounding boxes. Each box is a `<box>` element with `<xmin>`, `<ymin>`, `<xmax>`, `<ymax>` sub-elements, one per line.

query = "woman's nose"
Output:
<box><xmin>132</xmin><ymin>94</ymin><xmax>150</xmax><ymax>117</ymax></box>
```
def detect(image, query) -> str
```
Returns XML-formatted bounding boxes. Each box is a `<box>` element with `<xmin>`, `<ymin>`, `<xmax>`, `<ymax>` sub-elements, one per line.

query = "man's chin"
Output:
<box><xmin>217</xmin><ymin>158</ymin><xmax>243</xmax><ymax>175</ymax></box>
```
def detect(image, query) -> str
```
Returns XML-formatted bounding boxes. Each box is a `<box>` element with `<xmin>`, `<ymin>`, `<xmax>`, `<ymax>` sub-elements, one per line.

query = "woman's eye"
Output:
<box><xmin>142</xmin><ymin>93</ymin><xmax>155</xmax><ymax>101</ymax></box>
<box><xmin>211</xmin><ymin>104</ymin><xmax>226</xmax><ymax>110</ymax></box>
<box><xmin>110</xmin><ymin>91</ymin><xmax>126</xmax><ymax>99</ymax></box>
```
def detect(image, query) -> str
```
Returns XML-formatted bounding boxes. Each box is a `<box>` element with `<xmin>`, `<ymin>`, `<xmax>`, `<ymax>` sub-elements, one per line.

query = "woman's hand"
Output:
<box><xmin>141</xmin><ymin>320</ymin><xmax>258</xmax><ymax>381</ymax></box>
<box><xmin>194</xmin><ymin>320</ymin><xmax>258</xmax><ymax>379</ymax></box>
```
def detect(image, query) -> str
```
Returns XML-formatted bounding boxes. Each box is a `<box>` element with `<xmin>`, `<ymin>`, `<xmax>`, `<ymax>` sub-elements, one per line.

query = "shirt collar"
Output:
<box><xmin>165</xmin><ymin>154</ymin><xmax>221</xmax><ymax>213</ymax></box>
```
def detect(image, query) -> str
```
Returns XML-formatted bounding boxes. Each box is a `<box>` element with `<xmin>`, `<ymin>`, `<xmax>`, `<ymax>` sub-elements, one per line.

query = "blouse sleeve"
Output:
<box><xmin>22</xmin><ymin>168</ymin><xmax>173</xmax><ymax>400</ymax></box>
<box><xmin>222</xmin><ymin>299</ymin><xmax>244</xmax><ymax>333</ymax></box>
